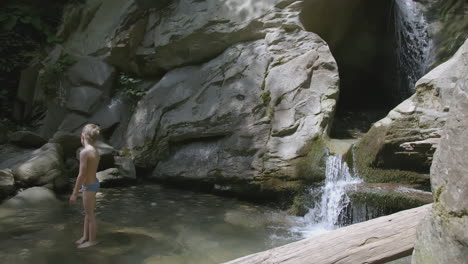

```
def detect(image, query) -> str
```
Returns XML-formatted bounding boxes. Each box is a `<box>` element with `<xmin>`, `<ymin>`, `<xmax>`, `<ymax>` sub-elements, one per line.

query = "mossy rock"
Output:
<box><xmin>353</xmin><ymin>125</ymin><xmax>430</xmax><ymax>185</ymax></box>
<box><xmin>348</xmin><ymin>190</ymin><xmax>430</xmax><ymax>215</ymax></box>
<box><xmin>294</xmin><ymin>136</ymin><xmax>328</xmax><ymax>183</ymax></box>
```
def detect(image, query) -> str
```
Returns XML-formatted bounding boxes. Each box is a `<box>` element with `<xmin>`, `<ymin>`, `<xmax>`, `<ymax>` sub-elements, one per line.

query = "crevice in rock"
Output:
<box><xmin>168</xmin><ymin>134</ymin><xmax>228</xmax><ymax>147</ymax></box>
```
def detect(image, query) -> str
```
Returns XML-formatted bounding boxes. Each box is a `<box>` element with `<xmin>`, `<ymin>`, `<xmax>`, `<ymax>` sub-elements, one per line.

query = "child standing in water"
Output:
<box><xmin>69</xmin><ymin>124</ymin><xmax>101</xmax><ymax>248</ymax></box>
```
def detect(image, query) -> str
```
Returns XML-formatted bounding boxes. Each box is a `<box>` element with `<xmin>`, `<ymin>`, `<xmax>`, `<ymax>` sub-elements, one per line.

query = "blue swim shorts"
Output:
<box><xmin>82</xmin><ymin>180</ymin><xmax>100</xmax><ymax>192</ymax></box>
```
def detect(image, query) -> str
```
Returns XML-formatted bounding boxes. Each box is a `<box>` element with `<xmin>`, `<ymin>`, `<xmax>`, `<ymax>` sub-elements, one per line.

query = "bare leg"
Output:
<box><xmin>76</xmin><ymin>193</ymin><xmax>88</xmax><ymax>244</ymax></box>
<box><xmin>78</xmin><ymin>191</ymin><xmax>98</xmax><ymax>248</ymax></box>
<box><xmin>75</xmin><ymin>214</ymin><xmax>88</xmax><ymax>244</ymax></box>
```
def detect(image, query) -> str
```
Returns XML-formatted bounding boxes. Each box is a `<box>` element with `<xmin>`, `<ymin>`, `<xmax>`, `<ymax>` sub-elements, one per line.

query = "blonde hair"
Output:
<box><xmin>82</xmin><ymin>124</ymin><xmax>100</xmax><ymax>144</ymax></box>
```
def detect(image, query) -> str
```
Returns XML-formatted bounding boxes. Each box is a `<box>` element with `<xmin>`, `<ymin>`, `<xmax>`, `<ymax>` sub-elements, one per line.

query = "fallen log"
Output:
<box><xmin>224</xmin><ymin>204</ymin><xmax>432</xmax><ymax>264</ymax></box>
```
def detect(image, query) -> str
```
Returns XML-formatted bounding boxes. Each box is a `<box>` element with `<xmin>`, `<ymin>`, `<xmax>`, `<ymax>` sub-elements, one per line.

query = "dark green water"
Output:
<box><xmin>0</xmin><ymin>185</ymin><xmax>305</xmax><ymax>264</ymax></box>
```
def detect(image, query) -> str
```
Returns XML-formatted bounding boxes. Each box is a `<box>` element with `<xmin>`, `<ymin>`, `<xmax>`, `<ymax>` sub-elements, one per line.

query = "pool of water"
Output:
<box><xmin>0</xmin><ymin>184</ymin><xmax>314</xmax><ymax>264</ymax></box>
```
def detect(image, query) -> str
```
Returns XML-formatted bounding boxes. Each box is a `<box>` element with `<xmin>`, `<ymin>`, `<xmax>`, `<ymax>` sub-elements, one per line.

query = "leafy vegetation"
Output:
<box><xmin>40</xmin><ymin>54</ymin><xmax>77</xmax><ymax>100</ymax></box>
<box><xmin>117</xmin><ymin>73</ymin><xmax>146</xmax><ymax>102</ymax></box>
<box><xmin>0</xmin><ymin>0</ymin><xmax>74</xmax><ymax>119</ymax></box>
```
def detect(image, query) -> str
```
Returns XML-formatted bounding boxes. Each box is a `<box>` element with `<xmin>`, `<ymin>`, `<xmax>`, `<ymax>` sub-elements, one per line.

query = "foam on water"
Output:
<box><xmin>288</xmin><ymin>155</ymin><xmax>362</xmax><ymax>238</ymax></box>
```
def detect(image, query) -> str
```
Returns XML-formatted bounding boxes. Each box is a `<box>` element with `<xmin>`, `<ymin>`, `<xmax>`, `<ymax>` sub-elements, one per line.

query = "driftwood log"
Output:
<box><xmin>224</xmin><ymin>204</ymin><xmax>432</xmax><ymax>264</ymax></box>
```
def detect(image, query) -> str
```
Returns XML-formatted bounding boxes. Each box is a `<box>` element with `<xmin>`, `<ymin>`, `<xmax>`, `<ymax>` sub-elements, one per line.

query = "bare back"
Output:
<box><xmin>80</xmin><ymin>146</ymin><xmax>100</xmax><ymax>186</ymax></box>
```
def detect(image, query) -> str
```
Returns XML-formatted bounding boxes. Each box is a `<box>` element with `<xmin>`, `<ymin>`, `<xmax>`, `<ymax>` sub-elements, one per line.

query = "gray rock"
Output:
<box><xmin>96</xmin><ymin>167</ymin><xmax>136</xmax><ymax>187</ymax></box>
<box><xmin>57</xmin><ymin>112</ymin><xmax>88</xmax><ymax>134</ymax></box>
<box><xmin>353</xmin><ymin>35</ymin><xmax>468</xmax><ymax>184</ymax></box>
<box><xmin>419</xmin><ymin>0</ymin><xmax>468</xmax><ymax>68</ymax></box>
<box><xmin>9</xmin><ymin>131</ymin><xmax>47</xmax><ymax>148</ymax></box>
<box><xmin>0</xmin><ymin>145</ymin><xmax>35</xmax><ymax>170</ymax></box>
<box><xmin>49</xmin><ymin>131</ymin><xmax>82</xmax><ymax>158</ymax></box>
<box><xmin>134</xmin><ymin>0</ymin><xmax>284</xmax><ymax>75</ymax></box>
<box><xmin>123</xmin><ymin>1</ymin><xmax>338</xmax><ymax>191</ymax></box>
<box><xmin>114</xmin><ymin>156</ymin><xmax>136</xmax><ymax>180</ymax></box>
<box><xmin>89</xmin><ymin>97</ymin><xmax>128</xmax><ymax>133</ymax></box>
<box><xmin>61</xmin><ymin>0</ymin><xmax>293</xmax><ymax>76</ymax></box>
<box><xmin>12</xmin><ymin>143</ymin><xmax>67</xmax><ymax>191</ymax></box>
<box><xmin>412</xmin><ymin>39</ymin><xmax>468</xmax><ymax>264</ymax></box>
<box><xmin>2</xmin><ymin>187</ymin><xmax>58</xmax><ymax>208</ymax></box>
<box><xmin>13</xmin><ymin>63</ymin><xmax>41</xmax><ymax>121</ymax></box>
<box><xmin>37</xmin><ymin>102</ymin><xmax>68</xmax><ymax>140</ymax></box>
<box><xmin>0</xmin><ymin>169</ymin><xmax>15</xmax><ymax>200</ymax></box>
<box><xmin>66</xmin><ymin>56</ymin><xmax>115</xmax><ymax>93</ymax></box>
<box><xmin>65</xmin><ymin>157</ymin><xmax>79</xmax><ymax>178</ymax></box>
<box><xmin>66</xmin><ymin>86</ymin><xmax>103</xmax><ymax>115</ymax></box>
<box><xmin>62</xmin><ymin>0</ymin><xmax>135</xmax><ymax>57</ymax></box>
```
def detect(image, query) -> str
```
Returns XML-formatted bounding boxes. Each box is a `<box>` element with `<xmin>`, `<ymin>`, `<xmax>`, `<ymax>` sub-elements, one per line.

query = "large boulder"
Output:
<box><xmin>412</xmin><ymin>39</ymin><xmax>468</xmax><ymax>264</ymax></box>
<box><xmin>2</xmin><ymin>187</ymin><xmax>59</xmax><ymax>207</ymax></box>
<box><xmin>49</xmin><ymin>131</ymin><xmax>82</xmax><ymax>158</ymax></box>
<box><xmin>59</xmin><ymin>0</ymin><xmax>287</xmax><ymax>76</ymax></box>
<box><xmin>12</xmin><ymin>143</ymin><xmax>67</xmax><ymax>191</ymax></box>
<box><xmin>96</xmin><ymin>167</ymin><xmax>136</xmax><ymax>187</ymax></box>
<box><xmin>87</xmin><ymin>156</ymin><xmax>136</xmax><ymax>188</ymax></box>
<box><xmin>35</xmin><ymin>53</ymin><xmax>116</xmax><ymax>139</ymax></box>
<box><xmin>123</xmin><ymin>1</ymin><xmax>339</xmax><ymax>194</ymax></box>
<box><xmin>114</xmin><ymin>156</ymin><xmax>136</xmax><ymax>180</ymax></box>
<box><xmin>66</xmin><ymin>86</ymin><xmax>103</xmax><ymax>115</ymax></box>
<box><xmin>8</xmin><ymin>131</ymin><xmax>47</xmax><ymax>148</ymax></box>
<box><xmin>352</xmin><ymin>36</ymin><xmax>468</xmax><ymax>185</ymax></box>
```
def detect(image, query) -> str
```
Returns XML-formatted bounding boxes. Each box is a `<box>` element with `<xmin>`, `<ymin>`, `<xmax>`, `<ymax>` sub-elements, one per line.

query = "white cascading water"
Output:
<box><xmin>393</xmin><ymin>0</ymin><xmax>431</xmax><ymax>96</ymax></box>
<box><xmin>292</xmin><ymin>155</ymin><xmax>361</xmax><ymax>238</ymax></box>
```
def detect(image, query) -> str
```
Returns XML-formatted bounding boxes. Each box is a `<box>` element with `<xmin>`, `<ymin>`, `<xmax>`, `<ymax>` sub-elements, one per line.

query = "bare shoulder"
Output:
<box><xmin>80</xmin><ymin>147</ymin><xmax>94</xmax><ymax>158</ymax></box>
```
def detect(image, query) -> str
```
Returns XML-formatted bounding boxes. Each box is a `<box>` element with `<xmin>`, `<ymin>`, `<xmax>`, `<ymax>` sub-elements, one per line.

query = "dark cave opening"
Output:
<box><xmin>300</xmin><ymin>0</ymin><xmax>407</xmax><ymax>138</ymax></box>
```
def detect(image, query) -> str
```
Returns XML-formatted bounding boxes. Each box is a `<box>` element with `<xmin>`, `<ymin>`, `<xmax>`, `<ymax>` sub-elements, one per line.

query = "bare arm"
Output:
<box><xmin>70</xmin><ymin>149</ymin><xmax>88</xmax><ymax>203</ymax></box>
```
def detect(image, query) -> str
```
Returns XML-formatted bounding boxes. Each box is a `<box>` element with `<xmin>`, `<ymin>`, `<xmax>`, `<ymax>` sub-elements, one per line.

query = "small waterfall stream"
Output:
<box><xmin>393</xmin><ymin>0</ymin><xmax>431</xmax><ymax>97</ymax></box>
<box><xmin>292</xmin><ymin>155</ymin><xmax>361</xmax><ymax>237</ymax></box>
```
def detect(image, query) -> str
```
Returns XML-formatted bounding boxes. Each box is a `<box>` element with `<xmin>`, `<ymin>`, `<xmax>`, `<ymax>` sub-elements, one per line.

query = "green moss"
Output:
<box><xmin>348</xmin><ymin>191</ymin><xmax>429</xmax><ymax>212</ymax></box>
<box><xmin>270</xmin><ymin>57</ymin><xmax>288</xmax><ymax>67</ymax></box>
<box><xmin>275</xmin><ymin>95</ymin><xmax>285</xmax><ymax>106</ymax></box>
<box><xmin>434</xmin><ymin>184</ymin><xmax>445</xmax><ymax>203</ymax></box>
<box><xmin>288</xmin><ymin>195</ymin><xmax>310</xmax><ymax>216</ymax></box>
<box><xmin>295</xmin><ymin>136</ymin><xmax>327</xmax><ymax>183</ymax></box>
<box><xmin>449</xmin><ymin>209</ymin><xmax>468</xmax><ymax>218</ymax></box>
<box><xmin>120</xmin><ymin>147</ymin><xmax>132</xmax><ymax>158</ymax></box>
<box><xmin>117</xmin><ymin>72</ymin><xmax>145</xmax><ymax>102</ymax></box>
<box><xmin>260</xmin><ymin>90</ymin><xmax>271</xmax><ymax>106</ymax></box>
<box><xmin>353</xmin><ymin>125</ymin><xmax>430</xmax><ymax>185</ymax></box>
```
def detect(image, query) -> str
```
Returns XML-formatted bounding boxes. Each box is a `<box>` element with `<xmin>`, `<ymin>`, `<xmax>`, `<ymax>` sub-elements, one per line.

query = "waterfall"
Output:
<box><xmin>393</xmin><ymin>0</ymin><xmax>431</xmax><ymax>98</ymax></box>
<box><xmin>291</xmin><ymin>155</ymin><xmax>361</xmax><ymax>237</ymax></box>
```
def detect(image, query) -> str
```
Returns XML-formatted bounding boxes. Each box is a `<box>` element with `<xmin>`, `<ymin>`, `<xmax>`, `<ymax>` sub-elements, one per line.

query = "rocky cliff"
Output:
<box><xmin>6</xmin><ymin>0</ymin><xmax>468</xmax><ymax>203</ymax></box>
<box><xmin>412</xmin><ymin>39</ymin><xmax>468</xmax><ymax>264</ymax></box>
<box><xmin>9</xmin><ymin>0</ymin><xmax>339</xmax><ymax>199</ymax></box>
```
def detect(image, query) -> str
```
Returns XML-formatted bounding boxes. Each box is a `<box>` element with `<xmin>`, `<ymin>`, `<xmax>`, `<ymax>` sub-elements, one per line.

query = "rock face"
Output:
<box><xmin>8</xmin><ymin>131</ymin><xmax>47</xmax><ymax>148</ymax></box>
<box><xmin>122</xmin><ymin>1</ymin><xmax>339</xmax><ymax>193</ymax></box>
<box><xmin>352</xmin><ymin>37</ymin><xmax>468</xmax><ymax>185</ymax></box>
<box><xmin>36</xmin><ymin>54</ymin><xmax>117</xmax><ymax>140</ymax></box>
<box><xmin>412</xmin><ymin>39</ymin><xmax>468</xmax><ymax>264</ymax></box>
<box><xmin>0</xmin><ymin>169</ymin><xmax>15</xmax><ymax>199</ymax></box>
<box><xmin>420</xmin><ymin>0</ymin><xmax>468</xmax><ymax>68</ymax></box>
<box><xmin>12</xmin><ymin>143</ymin><xmax>67</xmax><ymax>191</ymax></box>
